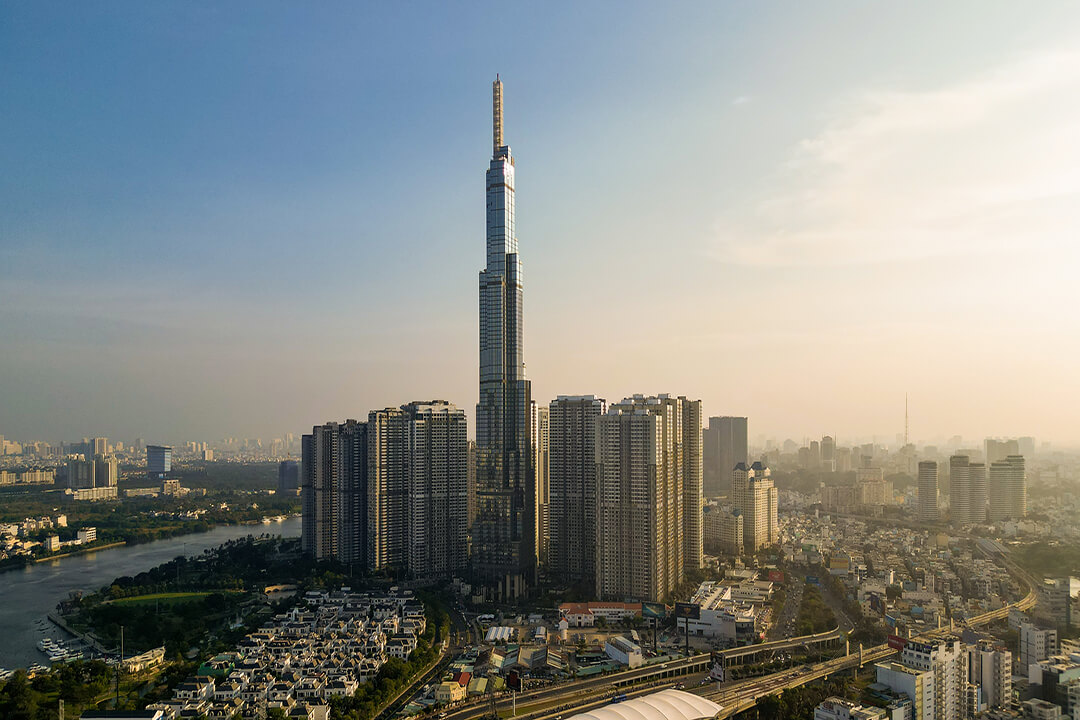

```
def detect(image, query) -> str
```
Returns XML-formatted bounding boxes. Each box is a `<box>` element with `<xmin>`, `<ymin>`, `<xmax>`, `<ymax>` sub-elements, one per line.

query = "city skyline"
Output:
<box><xmin>3</xmin><ymin>3</ymin><xmax>1080</xmax><ymax>446</ymax></box>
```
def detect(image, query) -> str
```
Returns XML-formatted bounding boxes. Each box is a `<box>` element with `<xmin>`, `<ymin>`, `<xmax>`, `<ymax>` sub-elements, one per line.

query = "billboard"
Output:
<box><xmin>887</xmin><ymin>634</ymin><xmax>908</xmax><ymax>651</ymax></box>
<box><xmin>642</xmin><ymin>602</ymin><xmax>667</xmax><ymax>620</ymax></box>
<box><xmin>768</xmin><ymin>570</ymin><xmax>785</xmax><ymax>584</ymax></box>
<box><xmin>806</xmin><ymin>575</ymin><xmax>820</xmax><ymax>585</ymax></box>
<box><xmin>674</xmin><ymin>602</ymin><xmax>701</xmax><ymax>620</ymax></box>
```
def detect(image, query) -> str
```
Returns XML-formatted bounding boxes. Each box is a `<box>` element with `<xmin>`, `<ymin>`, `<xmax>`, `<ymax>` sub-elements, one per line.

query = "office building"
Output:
<box><xmin>147</xmin><ymin>445</ymin><xmax>172</xmax><ymax>480</ymax></box>
<box><xmin>548</xmin><ymin>395</ymin><xmax>605</xmax><ymax>592</ymax></box>
<box><xmin>278</xmin><ymin>460</ymin><xmax>300</xmax><ymax>493</ymax></box>
<box><xmin>917</xmin><ymin>461</ymin><xmax>939</xmax><ymax>523</ymax></box>
<box><xmin>986</xmin><ymin>438</ymin><xmax>1020</xmax><ymax>465</ymax></box>
<box><xmin>821</xmin><ymin>436</ymin><xmax>836</xmax><ymax>472</ymax></box>
<box><xmin>532</xmin><ymin>403</ymin><xmax>550</xmax><ymax>567</ymax></box>
<box><xmin>594</xmin><ymin>394</ymin><xmax>701</xmax><ymax>602</ymax></box>
<box><xmin>989</xmin><ymin>455</ymin><xmax>1026</xmax><ymax>521</ymax></box>
<box><xmin>702</xmin><ymin>416</ymin><xmax>747</xmax><ymax>497</ymax></box>
<box><xmin>1018</xmin><ymin>436</ymin><xmax>1036</xmax><ymax>459</ymax></box>
<box><xmin>473</xmin><ymin>76</ymin><xmax>535</xmax><ymax>600</ymax></box>
<box><xmin>732</xmin><ymin>461</ymin><xmax>777</xmax><ymax>552</ymax></box>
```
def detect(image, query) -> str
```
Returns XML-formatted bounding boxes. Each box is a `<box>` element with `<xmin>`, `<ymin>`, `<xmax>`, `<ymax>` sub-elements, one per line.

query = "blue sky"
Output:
<box><xmin>2</xmin><ymin>2</ymin><xmax>1079</xmax><ymax>446</ymax></box>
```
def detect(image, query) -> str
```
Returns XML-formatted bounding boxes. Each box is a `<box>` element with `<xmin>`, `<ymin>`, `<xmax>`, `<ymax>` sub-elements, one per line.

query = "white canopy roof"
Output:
<box><xmin>566</xmin><ymin>690</ymin><xmax>722</xmax><ymax>720</ymax></box>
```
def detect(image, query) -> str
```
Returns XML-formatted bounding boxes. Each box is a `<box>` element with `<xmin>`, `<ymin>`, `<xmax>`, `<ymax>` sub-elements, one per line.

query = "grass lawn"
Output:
<box><xmin>110</xmin><ymin>590</ymin><xmax>243</xmax><ymax>606</ymax></box>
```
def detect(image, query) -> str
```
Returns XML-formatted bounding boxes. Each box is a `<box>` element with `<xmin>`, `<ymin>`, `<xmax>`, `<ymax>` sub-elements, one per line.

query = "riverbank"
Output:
<box><xmin>1</xmin><ymin>513</ymin><xmax>300</xmax><ymax>573</ymax></box>
<box><xmin>0</xmin><ymin>516</ymin><xmax>301</xmax><ymax>670</ymax></box>
<box><xmin>34</xmin><ymin>542</ymin><xmax>127</xmax><ymax>563</ymax></box>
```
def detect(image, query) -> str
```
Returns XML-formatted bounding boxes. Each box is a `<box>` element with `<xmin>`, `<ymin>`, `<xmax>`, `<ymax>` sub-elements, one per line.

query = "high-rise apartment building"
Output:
<box><xmin>473</xmin><ymin>76</ymin><xmax>535</xmax><ymax>601</ymax></box>
<box><xmin>67</xmin><ymin>457</ymin><xmax>95</xmax><ymax>489</ymax></box>
<box><xmin>856</xmin><ymin>458</ymin><xmax>889</xmax><ymax>509</ymax></box>
<box><xmin>917</xmin><ymin>461</ymin><xmax>939</xmax><ymax>523</ymax></box>
<box><xmin>966</xmin><ymin>641</ymin><xmax>1012</xmax><ymax>710</ymax></box>
<box><xmin>1020</xmin><ymin>623</ymin><xmax>1058</xmax><ymax>670</ymax></box>
<box><xmin>732</xmin><ymin>461</ymin><xmax>777</xmax><ymax>552</ymax></box>
<box><xmin>334</xmin><ymin>419</ymin><xmax>368</xmax><ymax>568</ymax></box>
<box><xmin>548</xmin><ymin>395</ymin><xmax>605</xmax><ymax>592</ymax></box>
<box><xmin>532</xmin><ymin>403</ymin><xmax>550</xmax><ymax>567</ymax></box>
<box><xmin>988</xmin><ymin>455</ymin><xmax>1026</xmax><ymax>522</ymax></box>
<box><xmin>402</xmin><ymin>401</ymin><xmax>468</xmax><ymax>581</ymax></box>
<box><xmin>368</xmin><ymin>407</ymin><xmax>409</xmax><ymax>572</ymax></box>
<box><xmin>302</xmin><ymin>423</ymin><xmax>340</xmax><ymax>560</ymax></box>
<box><xmin>594</xmin><ymin>395</ymin><xmax>701</xmax><ymax>602</ymax></box>
<box><xmin>878</xmin><ymin>638</ymin><xmax>966</xmax><ymax>720</ymax></box>
<box><xmin>302</xmin><ymin>402</ymin><xmax>467</xmax><ymax>581</ymax></box>
<box><xmin>949</xmin><ymin>455</ymin><xmax>986</xmax><ymax>526</ymax></box>
<box><xmin>702</xmin><ymin>416</ymin><xmax>747</xmax><ymax>497</ymax></box>
<box><xmin>94</xmin><ymin>455</ymin><xmax>118</xmax><ymax>487</ymax></box>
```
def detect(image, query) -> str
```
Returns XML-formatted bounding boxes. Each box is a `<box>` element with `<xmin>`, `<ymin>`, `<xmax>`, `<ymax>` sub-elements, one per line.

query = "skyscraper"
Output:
<box><xmin>532</xmin><ymin>403</ymin><xmax>550</xmax><ymax>567</ymax></box>
<box><xmin>473</xmin><ymin>76</ymin><xmax>535</xmax><ymax>600</ymax></box>
<box><xmin>821</xmin><ymin>436</ymin><xmax>836</xmax><ymax>472</ymax></box>
<box><xmin>702</xmin><ymin>416</ymin><xmax>748</xmax><ymax>497</ymax></box>
<box><xmin>917</xmin><ymin>461</ymin><xmax>939</xmax><ymax>523</ymax></box>
<box><xmin>301</xmin><ymin>403</ymin><xmax>467</xmax><ymax>581</ymax></box>
<box><xmin>302</xmin><ymin>423</ymin><xmax>340</xmax><ymax>560</ymax></box>
<box><xmin>949</xmin><ymin>455</ymin><xmax>986</xmax><ymax>526</ymax></box>
<box><xmin>732</xmin><ymin>461</ymin><xmax>777</xmax><ymax>552</ymax></box>
<box><xmin>548</xmin><ymin>395</ymin><xmax>605</xmax><ymax>592</ymax></box>
<box><xmin>402</xmin><ymin>401</ymin><xmax>468</xmax><ymax>581</ymax></box>
<box><xmin>368</xmin><ymin>407</ymin><xmax>409</xmax><ymax>573</ymax></box>
<box><xmin>594</xmin><ymin>394</ymin><xmax>701</xmax><ymax>602</ymax></box>
<box><xmin>988</xmin><ymin>455</ymin><xmax>1026</xmax><ymax>522</ymax></box>
<box><xmin>337</xmin><ymin>419</ymin><xmax>369</xmax><ymax>568</ymax></box>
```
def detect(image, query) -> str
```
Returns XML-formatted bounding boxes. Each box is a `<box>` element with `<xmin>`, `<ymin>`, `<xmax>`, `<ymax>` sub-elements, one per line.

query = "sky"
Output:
<box><xmin>2</xmin><ymin>2</ymin><xmax>1079</xmax><ymax>448</ymax></box>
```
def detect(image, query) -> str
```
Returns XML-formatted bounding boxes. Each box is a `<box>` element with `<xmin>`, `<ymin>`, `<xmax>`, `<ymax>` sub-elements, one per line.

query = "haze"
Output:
<box><xmin>2</xmin><ymin>2</ymin><xmax>1079</xmax><ymax>446</ymax></box>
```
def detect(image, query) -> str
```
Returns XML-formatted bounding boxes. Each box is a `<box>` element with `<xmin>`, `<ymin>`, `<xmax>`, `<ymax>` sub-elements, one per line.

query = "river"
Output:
<box><xmin>0</xmin><ymin>516</ymin><xmax>301</xmax><ymax>672</ymax></box>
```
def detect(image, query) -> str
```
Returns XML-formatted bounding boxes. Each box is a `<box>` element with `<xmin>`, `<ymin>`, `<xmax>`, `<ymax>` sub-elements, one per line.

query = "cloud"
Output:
<box><xmin>711</xmin><ymin>46</ymin><xmax>1080</xmax><ymax>267</ymax></box>
<box><xmin>731</xmin><ymin>95</ymin><xmax>752</xmax><ymax>106</ymax></box>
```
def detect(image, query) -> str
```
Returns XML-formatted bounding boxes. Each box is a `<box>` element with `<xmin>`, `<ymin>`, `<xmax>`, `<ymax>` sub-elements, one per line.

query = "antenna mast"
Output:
<box><xmin>493</xmin><ymin>74</ymin><xmax>504</xmax><ymax>157</ymax></box>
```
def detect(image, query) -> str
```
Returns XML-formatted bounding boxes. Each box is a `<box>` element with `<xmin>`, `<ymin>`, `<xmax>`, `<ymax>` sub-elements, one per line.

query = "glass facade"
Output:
<box><xmin>473</xmin><ymin>77</ymin><xmax>535</xmax><ymax>600</ymax></box>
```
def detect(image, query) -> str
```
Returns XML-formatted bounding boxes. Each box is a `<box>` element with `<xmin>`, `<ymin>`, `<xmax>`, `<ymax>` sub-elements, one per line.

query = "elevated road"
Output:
<box><xmin>439</xmin><ymin>554</ymin><xmax>1037</xmax><ymax>720</ymax></box>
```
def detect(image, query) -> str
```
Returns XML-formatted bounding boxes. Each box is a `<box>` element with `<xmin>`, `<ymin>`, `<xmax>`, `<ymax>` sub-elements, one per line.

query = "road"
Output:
<box><xmin>439</xmin><ymin>629</ymin><xmax>842</xmax><ymax>720</ymax></box>
<box><xmin>454</xmin><ymin>562</ymin><xmax>1038</xmax><ymax>720</ymax></box>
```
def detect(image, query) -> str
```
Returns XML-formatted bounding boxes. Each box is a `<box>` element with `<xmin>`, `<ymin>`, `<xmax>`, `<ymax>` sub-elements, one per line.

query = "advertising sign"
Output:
<box><xmin>674</xmin><ymin>602</ymin><xmax>701</xmax><ymax>620</ymax></box>
<box><xmin>768</xmin><ymin>570</ymin><xmax>785</xmax><ymax>583</ymax></box>
<box><xmin>642</xmin><ymin>602</ymin><xmax>667</xmax><ymax>620</ymax></box>
<box><xmin>806</xmin><ymin>575</ymin><xmax>820</xmax><ymax>585</ymax></box>
<box><xmin>887</xmin><ymin>634</ymin><xmax>908</xmax><ymax>651</ymax></box>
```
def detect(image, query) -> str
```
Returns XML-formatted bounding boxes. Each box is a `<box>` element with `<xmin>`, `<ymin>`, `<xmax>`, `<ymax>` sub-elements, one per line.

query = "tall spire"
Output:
<box><xmin>493</xmin><ymin>74</ymin><xmax>503</xmax><ymax>157</ymax></box>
